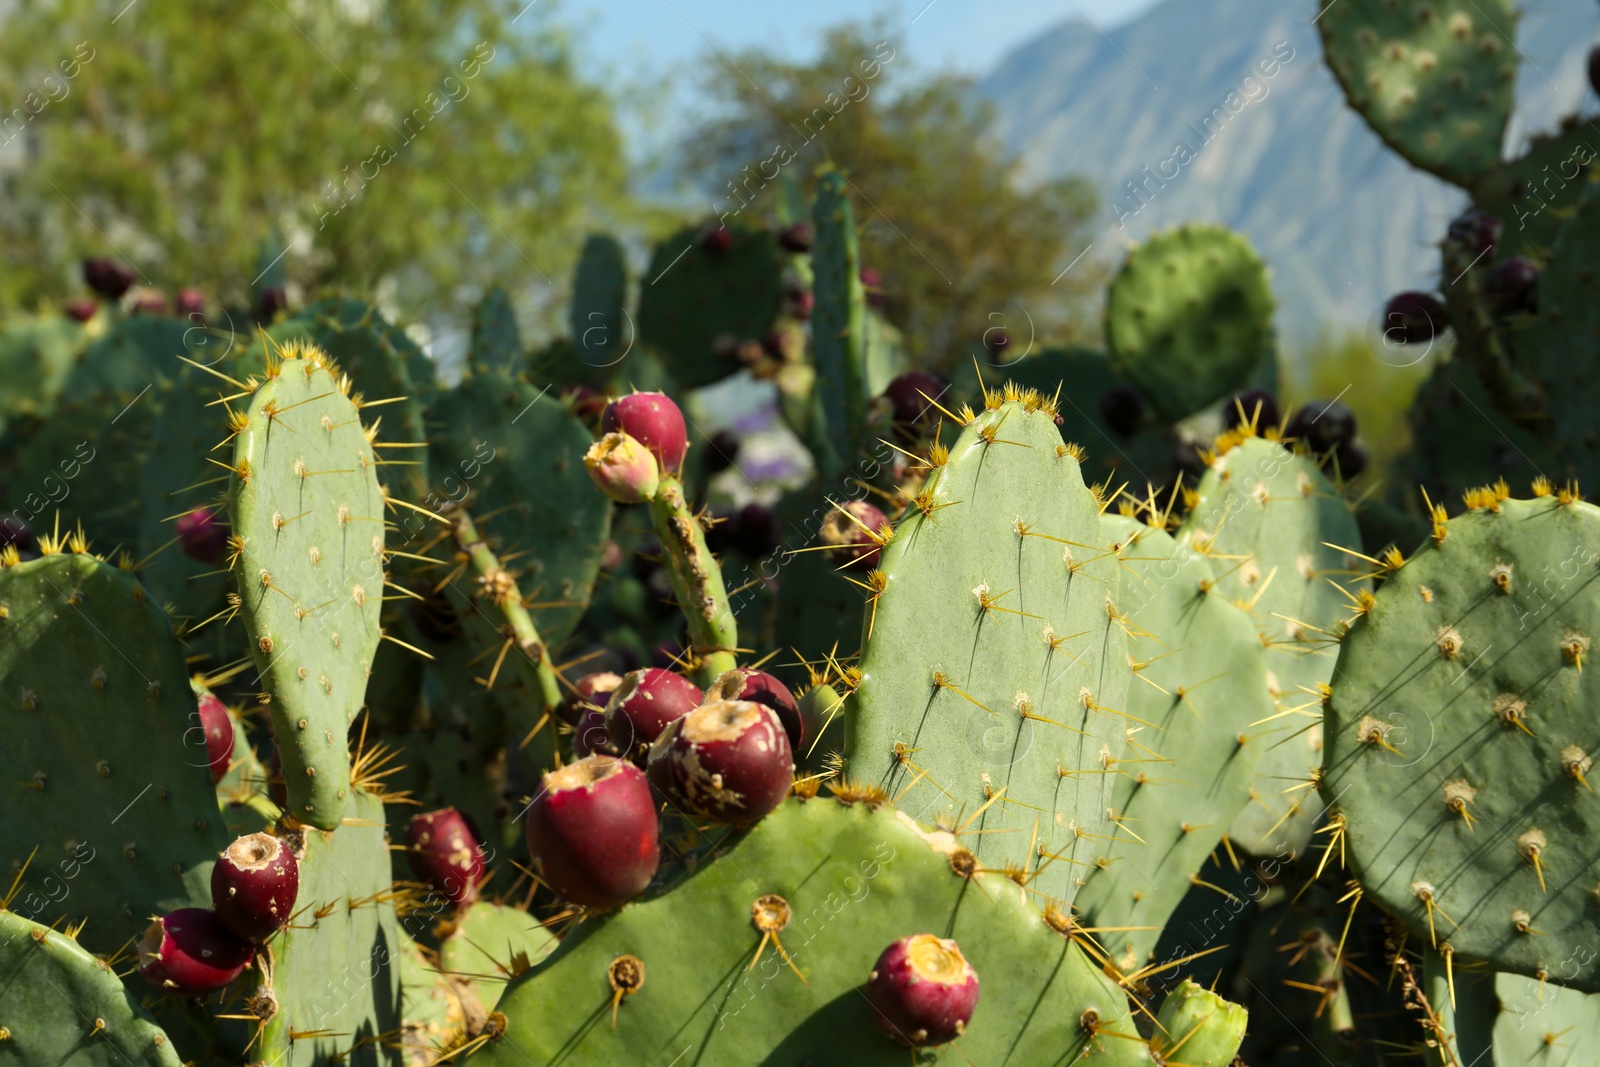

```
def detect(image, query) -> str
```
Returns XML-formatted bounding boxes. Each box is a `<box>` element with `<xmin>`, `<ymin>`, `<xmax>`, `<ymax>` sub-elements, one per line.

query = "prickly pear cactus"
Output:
<box><xmin>64</xmin><ymin>316</ymin><xmax>193</xmax><ymax>397</ymax></box>
<box><xmin>0</xmin><ymin>313</ymin><xmax>82</xmax><ymax>428</ymax></box>
<box><xmin>1179</xmin><ymin>434</ymin><xmax>1367</xmax><ymax>858</ymax></box>
<box><xmin>0</xmin><ymin>908</ymin><xmax>181</xmax><ymax>1066</ymax></box>
<box><xmin>846</xmin><ymin>394</ymin><xmax>1132</xmax><ymax>907</ymax></box>
<box><xmin>1317</xmin><ymin>0</ymin><xmax>1516</xmax><ymax>188</ymax></box>
<box><xmin>1492</xmin><ymin>971</ymin><xmax>1600</xmax><ymax>1063</ymax></box>
<box><xmin>1073</xmin><ymin>514</ymin><xmax>1272</xmax><ymax>972</ymax></box>
<box><xmin>569</xmin><ymin>235</ymin><xmax>628</xmax><ymax>374</ymax></box>
<box><xmin>464</xmin><ymin>798</ymin><xmax>1154</xmax><ymax>1066</ymax></box>
<box><xmin>810</xmin><ymin>169</ymin><xmax>869</xmax><ymax>470</ymax></box>
<box><xmin>249</xmin><ymin>790</ymin><xmax>405</xmax><ymax>1067</ymax></box>
<box><xmin>227</xmin><ymin>343</ymin><xmax>385</xmax><ymax>830</ymax></box>
<box><xmin>470</xmin><ymin>285</ymin><xmax>524</xmax><ymax>376</ymax></box>
<box><xmin>0</xmin><ymin>552</ymin><xmax>228</xmax><ymax>952</ymax></box>
<box><xmin>1470</xmin><ymin>120</ymin><xmax>1599</xmax><ymax>260</ymax></box>
<box><xmin>438</xmin><ymin>901</ymin><xmax>557</xmax><ymax>1013</ymax></box>
<box><xmin>637</xmin><ymin>223</ymin><xmax>785</xmax><ymax>388</ymax></box>
<box><xmin>1323</xmin><ymin>490</ymin><xmax>1600</xmax><ymax>991</ymax></box>
<box><xmin>291</xmin><ymin>296</ymin><xmax>436</xmax><ymax>390</ymax></box>
<box><xmin>1106</xmin><ymin>225</ymin><xmax>1275</xmax><ymax>423</ymax></box>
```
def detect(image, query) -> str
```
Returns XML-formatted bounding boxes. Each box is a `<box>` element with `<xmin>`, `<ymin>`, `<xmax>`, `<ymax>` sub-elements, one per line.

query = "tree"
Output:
<box><xmin>687</xmin><ymin>23</ymin><xmax>1105</xmax><ymax>370</ymax></box>
<box><xmin>0</xmin><ymin>0</ymin><xmax>631</xmax><ymax>319</ymax></box>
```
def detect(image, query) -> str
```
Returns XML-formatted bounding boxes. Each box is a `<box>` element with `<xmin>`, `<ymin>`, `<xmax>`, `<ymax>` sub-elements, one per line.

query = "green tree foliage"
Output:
<box><xmin>0</xmin><ymin>0</ymin><xmax>629</xmax><ymax>314</ymax></box>
<box><xmin>688</xmin><ymin>23</ymin><xmax>1105</xmax><ymax>370</ymax></box>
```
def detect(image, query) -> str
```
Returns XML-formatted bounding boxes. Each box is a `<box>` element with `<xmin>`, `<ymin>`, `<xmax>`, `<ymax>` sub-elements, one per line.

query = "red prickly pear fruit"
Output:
<box><xmin>560</xmin><ymin>383</ymin><xmax>609</xmax><ymax>424</ymax></box>
<box><xmin>572</xmin><ymin>707</ymin><xmax>612</xmax><ymax>759</ymax></box>
<box><xmin>82</xmin><ymin>257</ymin><xmax>137</xmax><ymax>301</ymax></box>
<box><xmin>176</xmin><ymin>508</ymin><xmax>230</xmax><ymax>564</ymax></box>
<box><xmin>778</xmin><ymin>223</ymin><xmax>814</xmax><ymax>253</ymax></box>
<box><xmin>406</xmin><ymin>808</ymin><xmax>485</xmax><ymax>909</ymax></box>
<box><xmin>1384</xmin><ymin>292</ymin><xmax>1447</xmax><ymax>345</ymax></box>
<box><xmin>1221</xmin><ymin>389</ymin><xmax>1280</xmax><ymax>431</ymax></box>
<box><xmin>195</xmin><ymin>692</ymin><xmax>234</xmax><ymax>783</ymax></box>
<box><xmin>866</xmin><ymin>934</ymin><xmax>980</xmax><ymax>1048</ymax></box>
<box><xmin>1097</xmin><ymin>384</ymin><xmax>1145</xmax><ymax>438</ymax></box>
<box><xmin>820</xmin><ymin>500</ymin><xmax>888</xmax><ymax>571</ymax></box>
<box><xmin>526</xmin><ymin>756</ymin><xmax>659</xmax><ymax>909</ymax></box>
<box><xmin>210</xmin><ymin>833</ymin><xmax>299</xmax><ymax>942</ymax></box>
<box><xmin>788</xmin><ymin>286</ymin><xmax>815</xmax><ymax>320</ymax></box>
<box><xmin>707</xmin><ymin>669</ymin><xmax>804</xmax><ymax>752</ymax></box>
<box><xmin>585</xmin><ymin>432</ymin><xmax>661</xmax><ymax>504</ymax></box>
<box><xmin>699</xmin><ymin>225</ymin><xmax>734</xmax><ymax>255</ymax></box>
<box><xmin>564</xmin><ymin>670</ymin><xmax>622</xmax><ymax>726</ymax></box>
<box><xmin>176</xmin><ymin>288</ymin><xmax>206</xmax><ymax>321</ymax></box>
<box><xmin>1287</xmin><ymin>400</ymin><xmax>1358</xmax><ymax>454</ymax></box>
<box><xmin>137</xmin><ymin>909</ymin><xmax>255</xmax><ymax>994</ymax></box>
<box><xmin>602</xmin><ymin>667</ymin><xmax>704</xmax><ymax>765</ymax></box>
<box><xmin>63</xmin><ymin>297</ymin><xmax>98</xmax><ymax>323</ymax></box>
<box><xmin>132</xmin><ymin>290</ymin><xmax>168</xmax><ymax>316</ymax></box>
<box><xmin>650</xmin><ymin>699</ymin><xmax>794</xmax><ymax>828</ymax></box>
<box><xmin>1447</xmin><ymin>209</ymin><xmax>1502</xmax><ymax>258</ymax></box>
<box><xmin>601</xmin><ymin>392</ymin><xmax>688</xmax><ymax>475</ymax></box>
<box><xmin>1487</xmin><ymin>255</ymin><xmax>1540</xmax><ymax>315</ymax></box>
<box><xmin>882</xmin><ymin>372</ymin><xmax>948</xmax><ymax>443</ymax></box>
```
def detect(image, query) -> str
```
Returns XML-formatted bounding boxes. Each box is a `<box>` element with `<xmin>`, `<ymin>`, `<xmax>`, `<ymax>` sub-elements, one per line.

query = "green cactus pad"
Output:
<box><xmin>0</xmin><ymin>313</ymin><xmax>83</xmax><ymax>427</ymax></box>
<box><xmin>1178</xmin><ymin>435</ymin><xmax>1367</xmax><ymax>858</ymax></box>
<box><xmin>1492</xmin><ymin>971</ymin><xmax>1600</xmax><ymax>1063</ymax></box>
<box><xmin>1407</xmin><ymin>357</ymin><xmax>1555</xmax><ymax>512</ymax></box>
<box><xmin>463</xmin><ymin>798</ymin><xmax>1154</xmax><ymax>1066</ymax></box>
<box><xmin>439</xmin><ymin>901</ymin><xmax>557</xmax><ymax>1014</ymax></box>
<box><xmin>1153</xmin><ymin>979</ymin><xmax>1248</xmax><ymax>1067</ymax></box>
<box><xmin>425</xmin><ymin>372</ymin><xmax>610</xmax><ymax>645</ymax></box>
<box><xmin>637</xmin><ymin>223</ymin><xmax>784</xmax><ymax>389</ymax></box>
<box><xmin>227</xmin><ymin>345</ymin><xmax>385</xmax><ymax>830</ymax></box>
<box><xmin>0</xmin><ymin>908</ymin><xmax>181</xmax><ymax>1066</ymax></box>
<box><xmin>1317</xmin><ymin>0</ymin><xmax>1516</xmax><ymax>187</ymax></box>
<box><xmin>398</xmin><ymin>935</ymin><xmax>465</xmax><ymax>1065</ymax></box>
<box><xmin>569</xmin><ymin>235</ymin><xmax>628</xmax><ymax>375</ymax></box>
<box><xmin>1106</xmin><ymin>225</ymin><xmax>1276</xmax><ymax>424</ymax></box>
<box><xmin>845</xmin><ymin>397</ymin><xmax>1131</xmax><ymax>907</ymax></box>
<box><xmin>1074</xmin><ymin>514</ymin><xmax>1272</xmax><ymax>973</ymax></box>
<box><xmin>251</xmin><ymin>790</ymin><xmax>405</xmax><ymax>1066</ymax></box>
<box><xmin>471</xmin><ymin>286</ymin><xmax>524</xmax><ymax>376</ymax></box>
<box><xmin>1470</xmin><ymin>120</ymin><xmax>1600</xmax><ymax>261</ymax></box>
<box><xmin>811</xmin><ymin>170</ymin><xmax>869</xmax><ymax>471</ymax></box>
<box><xmin>0</xmin><ymin>552</ymin><xmax>227</xmax><ymax>953</ymax></box>
<box><xmin>63</xmin><ymin>316</ymin><xmax>193</xmax><ymax>397</ymax></box>
<box><xmin>293</xmin><ymin>296</ymin><xmax>435</xmax><ymax>390</ymax></box>
<box><xmin>1323</xmin><ymin>493</ymin><xmax>1600</xmax><ymax>991</ymax></box>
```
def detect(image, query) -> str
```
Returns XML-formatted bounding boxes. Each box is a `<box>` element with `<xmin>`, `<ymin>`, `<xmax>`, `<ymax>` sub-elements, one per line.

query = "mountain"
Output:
<box><xmin>979</xmin><ymin>0</ymin><xmax>1600</xmax><ymax>349</ymax></box>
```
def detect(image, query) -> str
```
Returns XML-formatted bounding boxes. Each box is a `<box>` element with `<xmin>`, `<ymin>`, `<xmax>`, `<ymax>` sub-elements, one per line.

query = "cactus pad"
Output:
<box><xmin>0</xmin><ymin>553</ymin><xmax>227</xmax><ymax>953</ymax></box>
<box><xmin>1178</xmin><ymin>435</ymin><xmax>1367</xmax><ymax>857</ymax></box>
<box><xmin>845</xmin><ymin>396</ymin><xmax>1131</xmax><ymax>907</ymax></box>
<box><xmin>438</xmin><ymin>901</ymin><xmax>557</xmax><ymax>1014</ymax></box>
<box><xmin>0</xmin><ymin>908</ymin><xmax>181</xmax><ymax>1066</ymax></box>
<box><xmin>1317</xmin><ymin>0</ymin><xmax>1516</xmax><ymax>187</ymax></box>
<box><xmin>470</xmin><ymin>285</ymin><xmax>524</xmax><ymax>376</ymax></box>
<box><xmin>1323</xmin><ymin>492</ymin><xmax>1600</xmax><ymax>991</ymax></box>
<box><xmin>569</xmin><ymin>235</ymin><xmax>628</xmax><ymax>374</ymax></box>
<box><xmin>227</xmin><ymin>344</ymin><xmax>385</xmax><ymax>830</ymax></box>
<box><xmin>1073</xmin><ymin>514</ymin><xmax>1272</xmax><ymax>973</ymax></box>
<box><xmin>464</xmin><ymin>798</ymin><xmax>1153</xmax><ymax>1066</ymax></box>
<box><xmin>1106</xmin><ymin>225</ymin><xmax>1275</xmax><ymax>423</ymax></box>
<box><xmin>811</xmin><ymin>169</ymin><xmax>869</xmax><ymax>469</ymax></box>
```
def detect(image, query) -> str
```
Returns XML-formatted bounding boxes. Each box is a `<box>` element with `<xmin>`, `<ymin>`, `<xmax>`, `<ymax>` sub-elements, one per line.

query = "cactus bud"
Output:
<box><xmin>602</xmin><ymin>667</ymin><xmax>703</xmax><ymax>766</ymax></box>
<box><xmin>195</xmin><ymin>692</ymin><xmax>234</xmax><ymax>783</ymax></box>
<box><xmin>1487</xmin><ymin>255</ymin><xmax>1540</xmax><ymax>315</ymax></box>
<box><xmin>176</xmin><ymin>288</ymin><xmax>206</xmax><ymax>322</ymax></box>
<box><xmin>176</xmin><ymin>507</ymin><xmax>230</xmax><ymax>564</ymax></box>
<box><xmin>138</xmin><ymin>909</ymin><xmax>255</xmax><ymax>994</ymax></box>
<box><xmin>778</xmin><ymin>223</ymin><xmax>814</xmax><ymax>253</ymax></box>
<box><xmin>82</xmin><ymin>257</ymin><xmax>136</xmax><ymax>301</ymax></box>
<box><xmin>63</xmin><ymin>298</ymin><xmax>97</xmax><ymax>324</ymax></box>
<box><xmin>1286</xmin><ymin>400</ymin><xmax>1358</xmax><ymax>454</ymax></box>
<box><xmin>649</xmin><ymin>699</ymin><xmax>794</xmax><ymax>828</ymax></box>
<box><xmin>601</xmin><ymin>392</ymin><xmax>688</xmax><ymax>474</ymax></box>
<box><xmin>406</xmin><ymin>808</ymin><xmax>485</xmax><ymax>909</ymax></box>
<box><xmin>866</xmin><ymin>934</ymin><xmax>980</xmax><ymax>1048</ymax></box>
<box><xmin>1447</xmin><ymin>209</ymin><xmax>1502</xmax><ymax>258</ymax></box>
<box><xmin>820</xmin><ymin>500</ymin><xmax>888</xmax><ymax>572</ymax></box>
<box><xmin>211</xmin><ymin>833</ymin><xmax>299</xmax><ymax>942</ymax></box>
<box><xmin>1152</xmin><ymin>980</ymin><xmax>1247</xmax><ymax>1067</ymax></box>
<box><xmin>527</xmin><ymin>756</ymin><xmax>659</xmax><ymax>909</ymax></box>
<box><xmin>585</xmin><ymin>432</ymin><xmax>661</xmax><ymax>504</ymax></box>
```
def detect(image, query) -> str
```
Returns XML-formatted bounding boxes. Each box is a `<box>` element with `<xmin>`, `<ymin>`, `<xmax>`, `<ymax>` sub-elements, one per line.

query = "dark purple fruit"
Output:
<box><xmin>819</xmin><ymin>500</ymin><xmax>888</xmax><ymax>571</ymax></box>
<box><xmin>1334</xmin><ymin>440</ymin><xmax>1369</xmax><ymax>480</ymax></box>
<box><xmin>649</xmin><ymin>699</ymin><xmax>794</xmax><ymax>828</ymax></box>
<box><xmin>256</xmin><ymin>286</ymin><xmax>287</xmax><ymax>322</ymax></box>
<box><xmin>866</xmin><ymin>934</ymin><xmax>980</xmax><ymax>1047</ymax></box>
<box><xmin>985</xmin><ymin>327</ymin><xmax>1011</xmax><ymax>362</ymax></box>
<box><xmin>1487</xmin><ymin>256</ymin><xmax>1540</xmax><ymax>315</ymax></box>
<box><xmin>1097</xmin><ymin>384</ymin><xmax>1145</xmax><ymax>438</ymax></box>
<box><xmin>1447</xmin><ymin>210</ymin><xmax>1502</xmax><ymax>259</ymax></box>
<box><xmin>0</xmin><ymin>515</ymin><xmax>37</xmax><ymax>560</ymax></box>
<box><xmin>601</xmin><ymin>393</ymin><xmax>688</xmax><ymax>474</ymax></box>
<box><xmin>1222</xmin><ymin>389</ymin><xmax>1280</xmax><ymax>431</ymax></box>
<box><xmin>563</xmin><ymin>670</ymin><xmax>622</xmax><ymax>726</ymax></box>
<box><xmin>708</xmin><ymin>669</ymin><xmax>804</xmax><ymax>753</ymax></box>
<box><xmin>1286</xmin><ymin>401</ymin><xmax>1358</xmax><ymax>454</ymax></box>
<box><xmin>138</xmin><ymin>909</ymin><xmax>255</xmax><ymax>994</ymax></box>
<box><xmin>602</xmin><ymin>667</ymin><xmax>704</xmax><ymax>765</ymax></box>
<box><xmin>1384</xmin><ymin>292</ymin><xmax>1447</xmax><ymax>344</ymax></box>
<box><xmin>732</xmin><ymin>503</ymin><xmax>782</xmax><ymax>559</ymax></box>
<box><xmin>699</xmin><ymin>225</ymin><xmax>734</xmax><ymax>255</ymax></box>
<box><xmin>82</xmin><ymin>257</ymin><xmax>136</xmax><ymax>301</ymax></box>
<box><xmin>527</xmin><ymin>756</ymin><xmax>659</xmax><ymax>909</ymax></box>
<box><xmin>176</xmin><ymin>508</ymin><xmax>229</xmax><ymax>565</ymax></box>
<box><xmin>406</xmin><ymin>808</ymin><xmax>485</xmax><ymax>909</ymax></box>
<box><xmin>63</xmin><ymin>298</ymin><xmax>97</xmax><ymax>323</ymax></box>
<box><xmin>883</xmin><ymin>371</ymin><xmax>949</xmax><ymax>443</ymax></box>
<box><xmin>704</xmin><ymin>431</ymin><xmax>740</xmax><ymax>475</ymax></box>
<box><xmin>560</xmin><ymin>383</ymin><xmax>609</xmax><ymax>424</ymax></box>
<box><xmin>778</xmin><ymin>223</ymin><xmax>814</xmax><ymax>253</ymax></box>
<box><xmin>1589</xmin><ymin>44</ymin><xmax>1600</xmax><ymax>98</ymax></box>
<box><xmin>572</xmin><ymin>707</ymin><xmax>611</xmax><ymax>759</ymax></box>
<box><xmin>195</xmin><ymin>692</ymin><xmax>234</xmax><ymax>783</ymax></box>
<box><xmin>210</xmin><ymin>833</ymin><xmax>299</xmax><ymax>942</ymax></box>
